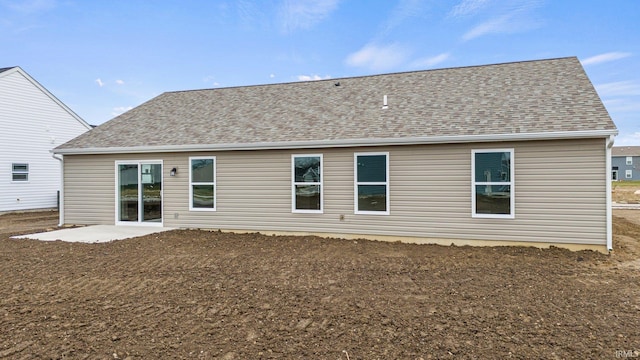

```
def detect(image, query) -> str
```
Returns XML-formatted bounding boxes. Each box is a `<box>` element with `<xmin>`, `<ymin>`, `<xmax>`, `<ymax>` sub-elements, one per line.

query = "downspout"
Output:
<box><xmin>606</xmin><ymin>135</ymin><xmax>614</xmax><ymax>252</ymax></box>
<box><xmin>52</xmin><ymin>152</ymin><xmax>64</xmax><ymax>227</ymax></box>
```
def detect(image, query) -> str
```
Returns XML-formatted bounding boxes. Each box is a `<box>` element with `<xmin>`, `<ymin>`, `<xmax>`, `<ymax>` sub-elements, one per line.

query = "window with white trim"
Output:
<box><xmin>626</xmin><ymin>169</ymin><xmax>633</xmax><ymax>179</ymax></box>
<box><xmin>292</xmin><ymin>155</ymin><xmax>323</xmax><ymax>213</ymax></box>
<box><xmin>189</xmin><ymin>157</ymin><xmax>216</xmax><ymax>211</ymax></box>
<box><xmin>472</xmin><ymin>149</ymin><xmax>514</xmax><ymax>218</ymax></box>
<box><xmin>12</xmin><ymin>163</ymin><xmax>29</xmax><ymax>182</ymax></box>
<box><xmin>626</xmin><ymin>156</ymin><xmax>633</xmax><ymax>165</ymax></box>
<box><xmin>355</xmin><ymin>152</ymin><xmax>389</xmax><ymax>215</ymax></box>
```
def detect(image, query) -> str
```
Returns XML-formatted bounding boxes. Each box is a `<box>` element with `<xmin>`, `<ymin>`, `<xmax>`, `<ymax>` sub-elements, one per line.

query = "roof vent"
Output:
<box><xmin>334</xmin><ymin>82</ymin><xmax>340</xmax><ymax>87</ymax></box>
<box><xmin>382</xmin><ymin>95</ymin><xmax>388</xmax><ymax>109</ymax></box>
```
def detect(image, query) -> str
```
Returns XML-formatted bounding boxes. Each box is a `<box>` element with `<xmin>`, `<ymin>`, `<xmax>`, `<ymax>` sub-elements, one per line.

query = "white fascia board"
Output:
<box><xmin>54</xmin><ymin>129</ymin><xmax>619</xmax><ymax>155</ymax></box>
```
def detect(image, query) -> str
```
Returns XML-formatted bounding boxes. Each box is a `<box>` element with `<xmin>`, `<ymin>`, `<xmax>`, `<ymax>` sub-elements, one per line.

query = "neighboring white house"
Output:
<box><xmin>0</xmin><ymin>66</ymin><xmax>92</xmax><ymax>212</ymax></box>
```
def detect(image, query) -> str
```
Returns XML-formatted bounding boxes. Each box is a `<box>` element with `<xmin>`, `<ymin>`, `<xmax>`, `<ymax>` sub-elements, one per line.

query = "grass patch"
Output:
<box><xmin>612</xmin><ymin>180</ymin><xmax>640</xmax><ymax>187</ymax></box>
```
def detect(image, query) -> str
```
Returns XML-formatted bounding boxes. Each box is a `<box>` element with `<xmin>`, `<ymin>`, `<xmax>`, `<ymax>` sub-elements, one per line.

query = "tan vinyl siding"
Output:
<box><xmin>64</xmin><ymin>155</ymin><xmax>113</xmax><ymax>224</ymax></box>
<box><xmin>62</xmin><ymin>138</ymin><xmax>607</xmax><ymax>246</ymax></box>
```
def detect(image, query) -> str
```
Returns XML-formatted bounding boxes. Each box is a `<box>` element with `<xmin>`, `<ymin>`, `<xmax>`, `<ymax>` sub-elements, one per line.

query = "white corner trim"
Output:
<box><xmin>51</xmin><ymin>152</ymin><xmax>64</xmax><ymax>227</ymax></box>
<box><xmin>606</xmin><ymin>135</ymin><xmax>614</xmax><ymax>252</ymax></box>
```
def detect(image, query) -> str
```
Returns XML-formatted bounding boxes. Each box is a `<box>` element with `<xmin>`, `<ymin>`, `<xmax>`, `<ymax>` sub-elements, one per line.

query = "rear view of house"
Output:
<box><xmin>54</xmin><ymin>57</ymin><xmax>618</xmax><ymax>252</ymax></box>
<box><xmin>612</xmin><ymin>146</ymin><xmax>640</xmax><ymax>181</ymax></box>
<box><xmin>0</xmin><ymin>67</ymin><xmax>92</xmax><ymax>212</ymax></box>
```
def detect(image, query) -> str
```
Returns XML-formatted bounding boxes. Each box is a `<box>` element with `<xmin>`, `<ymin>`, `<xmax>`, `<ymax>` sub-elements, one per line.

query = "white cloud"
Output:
<box><xmin>596</xmin><ymin>81</ymin><xmax>640</xmax><ymax>97</ymax></box>
<box><xmin>602</xmin><ymin>98</ymin><xmax>640</xmax><ymax>113</ymax></box>
<box><xmin>235</xmin><ymin>0</ymin><xmax>261</xmax><ymax>26</ymax></box>
<box><xmin>461</xmin><ymin>0</ymin><xmax>542</xmax><ymax>41</ymax></box>
<box><xmin>381</xmin><ymin>0</ymin><xmax>427</xmax><ymax>35</ymax></box>
<box><xmin>95</xmin><ymin>78</ymin><xmax>104</xmax><ymax>87</ymax></box>
<box><xmin>270</xmin><ymin>74</ymin><xmax>275</xmax><ymax>78</ymax></box>
<box><xmin>297</xmin><ymin>74</ymin><xmax>331</xmax><ymax>81</ymax></box>
<box><xmin>5</xmin><ymin>0</ymin><xmax>56</xmax><ymax>13</ymax></box>
<box><xmin>612</xmin><ymin>132</ymin><xmax>640</xmax><ymax>146</ymax></box>
<box><xmin>111</xmin><ymin>106</ymin><xmax>133</xmax><ymax>116</ymax></box>
<box><xmin>581</xmin><ymin>52</ymin><xmax>632</xmax><ymax>66</ymax></box>
<box><xmin>345</xmin><ymin>43</ymin><xmax>409</xmax><ymax>71</ymax></box>
<box><xmin>449</xmin><ymin>0</ymin><xmax>490</xmax><ymax>17</ymax></box>
<box><xmin>410</xmin><ymin>52</ymin><xmax>451</xmax><ymax>68</ymax></box>
<box><xmin>279</xmin><ymin>0</ymin><xmax>339</xmax><ymax>33</ymax></box>
<box><xmin>115</xmin><ymin>79</ymin><xmax>124</xmax><ymax>85</ymax></box>
<box><xmin>462</xmin><ymin>13</ymin><xmax>513</xmax><ymax>40</ymax></box>
<box><xmin>202</xmin><ymin>75</ymin><xmax>220</xmax><ymax>86</ymax></box>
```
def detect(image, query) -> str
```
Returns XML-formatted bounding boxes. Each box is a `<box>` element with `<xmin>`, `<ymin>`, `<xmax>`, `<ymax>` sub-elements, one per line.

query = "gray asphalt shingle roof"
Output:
<box><xmin>56</xmin><ymin>57</ymin><xmax>616</xmax><ymax>153</ymax></box>
<box><xmin>612</xmin><ymin>146</ymin><xmax>640</xmax><ymax>157</ymax></box>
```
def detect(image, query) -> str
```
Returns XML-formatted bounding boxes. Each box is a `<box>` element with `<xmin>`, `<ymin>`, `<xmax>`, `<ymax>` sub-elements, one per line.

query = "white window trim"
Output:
<box><xmin>626</xmin><ymin>156</ymin><xmax>633</xmax><ymax>165</ymax></box>
<box><xmin>471</xmin><ymin>149</ymin><xmax>515</xmax><ymax>219</ymax></box>
<box><xmin>11</xmin><ymin>163</ymin><xmax>29</xmax><ymax>183</ymax></box>
<box><xmin>291</xmin><ymin>154</ymin><xmax>323</xmax><ymax>213</ymax></box>
<box><xmin>626</xmin><ymin>169</ymin><xmax>633</xmax><ymax>179</ymax></box>
<box><xmin>189</xmin><ymin>156</ymin><xmax>217</xmax><ymax>212</ymax></box>
<box><xmin>354</xmin><ymin>152</ymin><xmax>390</xmax><ymax>215</ymax></box>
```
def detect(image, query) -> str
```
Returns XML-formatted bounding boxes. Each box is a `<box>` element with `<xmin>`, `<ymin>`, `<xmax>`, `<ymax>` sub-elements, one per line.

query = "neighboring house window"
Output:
<box><xmin>292</xmin><ymin>154</ymin><xmax>323</xmax><ymax>213</ymax></box>
<box><xmin>189</xmin><ymin>157</ymin><xmax>216</xmax><ymax>211</ymax></box>
<box><xmin>612</xmin><ymin>170</ymin><xmax>619</xmax><ymax>181</ymax></box>
<box><xmin>354</xmin><ymin>152</ymin><xmax>389</xmax><ymax>215</ymax></box>
<box><xmin>626</xmin><ymin>170</ymin><xmax>633</xmax><ymax>179</ymax></box>
<box><xmin>472</xmin><ymin>149</ymin><xmax>514</xmax><ymax>218</ymax></box>
<box><xmin>12</xmin><ymin>163</ymin><xmax>29</xmax><ymax>182</ymax></box>
<box><xmin>626</xmin><ymin>156</ymin><xmax>633</xmax><ymax>165</ymax></box>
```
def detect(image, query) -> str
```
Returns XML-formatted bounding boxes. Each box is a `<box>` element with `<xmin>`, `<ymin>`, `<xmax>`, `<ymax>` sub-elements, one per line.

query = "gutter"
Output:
<box><xmin>606</xmin><ymin>135</ymin><xmax>615</xmax><ymax>252</ymax></box>
<box><xmin>53</xmin><ymin>129</ymin><xmax>619</xmax><ymax>155</ymax></box>
<box><xmin>51</xmin><ymin>152</ymin><xmax>64</xmax><ymax>227</ymax></box>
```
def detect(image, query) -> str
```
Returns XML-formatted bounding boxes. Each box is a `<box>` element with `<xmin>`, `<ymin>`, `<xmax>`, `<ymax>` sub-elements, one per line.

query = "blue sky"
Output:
<box><xmin>2</xmin><ymin>0</ymin><xmax>639</xmax><ymax>145</ymax></box>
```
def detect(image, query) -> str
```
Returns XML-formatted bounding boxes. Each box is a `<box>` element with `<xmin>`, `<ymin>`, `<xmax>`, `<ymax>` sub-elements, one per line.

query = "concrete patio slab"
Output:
<box><xmin>12</xmin><ymin>225</ymin><xmax>176</xmax><ymax>243</ymax></box>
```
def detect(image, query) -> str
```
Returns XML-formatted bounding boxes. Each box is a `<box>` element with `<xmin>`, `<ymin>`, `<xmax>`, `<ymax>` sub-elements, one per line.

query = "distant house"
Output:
<box><xmin>0</xmin><ymin>67</ymin><xmax>92</xmax><ymax>212</ymax></box>
<box><xmin>612</xmin><ymin>146</ymin><xmax>640</xmax><ymax>181</ymax></box>
<box><xmin>54</xmin><ymin>57</ymin><xmax>618</xmax><ymax>252</ymax></box>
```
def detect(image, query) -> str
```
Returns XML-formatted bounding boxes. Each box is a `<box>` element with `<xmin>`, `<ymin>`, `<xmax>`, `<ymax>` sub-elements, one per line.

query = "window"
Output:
<box><xmin>355</xmin><ymin>152</ymin><xmax>389</xmax><ymax>215</ymax></box>
<box><xmin>612</xmin><ymin>170</ymin><xmax>619</xmax><ymax>181</ymax></box>
<box><xmin>12</xmin><ymin>163</ymin><xmax>29</xmax><ymax>182</ymax></box>
<box><xmin>626</xmin><ymin>156</ymin><xmax>633</xmax><ymax>165</ymax></box>
<box><xmin>626</xmin><ymin>169</ymin><xmax>633</xmax><ymax>179</ymax></box>
<box><xmin>189</xmin><ymin>157</ymin><xmax>216</xmax><ymax>211</ymax></box>
<box><xmin>292</xmin><ymin>155</ymin><xmax>323</xmax><ymax>213</ymax></box>
<box><xmin>472</xmin><ymin>149</ymin><xmax>514</xmax><ymax>218</ymax></box>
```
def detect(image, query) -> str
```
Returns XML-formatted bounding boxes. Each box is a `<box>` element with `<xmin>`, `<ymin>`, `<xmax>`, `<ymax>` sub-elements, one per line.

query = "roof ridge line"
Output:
<box><xmin>164</xmin><ymin>56</ymin><xmax>579</xmax><ymax>95</ymax></box>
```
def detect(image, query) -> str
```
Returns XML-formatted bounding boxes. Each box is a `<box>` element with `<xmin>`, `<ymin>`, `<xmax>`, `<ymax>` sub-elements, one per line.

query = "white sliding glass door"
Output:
<box><xmin>116</xmin><ymin>161</ymin><xmax>163</xmax><ymax>225</ymax></box>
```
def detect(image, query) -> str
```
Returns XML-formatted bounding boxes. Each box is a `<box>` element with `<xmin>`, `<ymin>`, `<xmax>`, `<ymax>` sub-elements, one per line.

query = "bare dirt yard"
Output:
<box><xmin>612</xmin><ymin>181</ymin><xmax>640</xmax><ymax>204</ymax></box>
<box><xmin>1</xmin><ymin>206</ymin><xmax>639</xmax><ymax>359</ymax></box>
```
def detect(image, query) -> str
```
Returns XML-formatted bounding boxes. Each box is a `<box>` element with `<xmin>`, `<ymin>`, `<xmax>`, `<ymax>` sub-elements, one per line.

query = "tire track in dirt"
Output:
<box><xmin>0</xmin><ymin>340</ymin><xmax>33</xmax><ymax>358</ymax></box>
